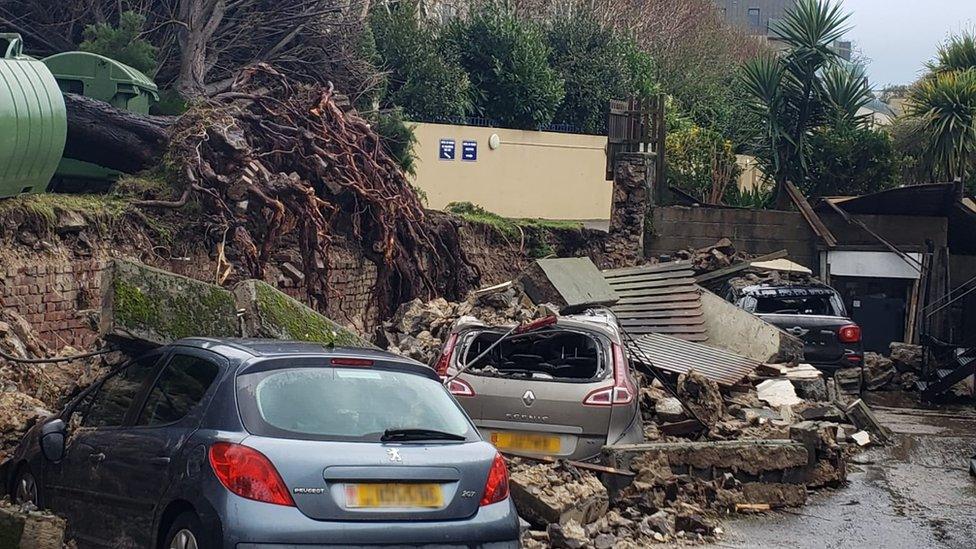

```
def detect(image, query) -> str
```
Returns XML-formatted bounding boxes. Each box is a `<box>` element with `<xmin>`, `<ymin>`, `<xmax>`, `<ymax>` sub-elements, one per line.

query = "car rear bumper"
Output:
<box><xmin>476</xmin><ymin>422</ymin><xmax>606</xmax><ymax>461</ymax></box>
<box><xmin>214</xmin><ymin>492</ymin><xmax>520</xmax><ymax>549</ymax></box>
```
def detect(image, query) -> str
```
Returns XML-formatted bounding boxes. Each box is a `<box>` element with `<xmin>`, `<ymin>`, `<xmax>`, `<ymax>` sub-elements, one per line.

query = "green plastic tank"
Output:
<box><xmin>42</xmin><ymin>51</ymin><xmax>159</xmax><ymax>191</ymax></box>
<box><xmin>0</xmin><ymin>34</ymin><xmax>67</xmax><ymax>198</ymax></box>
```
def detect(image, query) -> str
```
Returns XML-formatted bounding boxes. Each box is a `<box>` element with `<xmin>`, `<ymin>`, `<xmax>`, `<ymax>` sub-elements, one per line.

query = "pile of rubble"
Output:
<box><xmin>0</xmin><ymin>309</ymin><xmax>115</xmax><ymax>458</ymax></box>
<box><xmin>513</xmin><ymin>361</ymin><xmax>881</xmax><ymax>547</ymax></box>
<box><xmin>668</xmin><ymin>238</ymin><xmax>747</xmax><ymax>274</ymax></box>
<box><xmin>835</xmin><ymin>342</ymin><xmax>924</xmax><ymax>394</ymax></box>
<box><xmin>379</xmin><ymin>284</ymin><xmax>546</xmax><ymax>365</ymax></box>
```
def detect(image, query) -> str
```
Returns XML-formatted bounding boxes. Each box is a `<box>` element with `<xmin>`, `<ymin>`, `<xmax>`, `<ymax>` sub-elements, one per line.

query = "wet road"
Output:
<box><xmin>708</xmin><ymin>400</ymin><xmax>976</xmax><ymax>549</ymax></box>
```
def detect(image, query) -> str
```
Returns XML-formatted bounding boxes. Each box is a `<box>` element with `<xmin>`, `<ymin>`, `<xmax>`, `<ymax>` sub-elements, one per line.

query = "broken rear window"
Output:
<box><xmin>742</xmin><ymin>293</ymin><xmax>845</xmax><ymax>316</ymax></box>
<box><xmin>458</xmin><ymin>329</ymin><xmax>607</xmax><ymax>382</ymax></box>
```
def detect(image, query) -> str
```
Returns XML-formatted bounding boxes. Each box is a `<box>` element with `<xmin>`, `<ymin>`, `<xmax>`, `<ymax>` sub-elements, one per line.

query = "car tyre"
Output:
<box><xmin>164</xmin><ymin>511</ymin><xmax>207</xmax><ymax>549</ymax></box>
<box><xmin>12</xmin><ymin>465</ymin><xmax>39</xmax><ymax>507</ymax></box>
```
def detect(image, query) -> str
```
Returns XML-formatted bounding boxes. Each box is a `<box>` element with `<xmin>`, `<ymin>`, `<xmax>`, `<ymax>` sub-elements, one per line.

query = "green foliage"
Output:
<box><xmin>666</xmin><ymin>125</ymin><xmax>741</xmax><ymax>204</ymax></box>
<box><xmin>800</xmin><ymin>124</ymin><xmax>898</xmax><ymax>196</ymax></box>
<box><xmin>370</xmin><ymin>1</ymin><xmax>470</xmax><ymax>119</ymax></box>
<box><xmin>929</xmin><ymin>33</ymin><xmax>976</xmax><ymax>75</ymax></box>
<box><xmin>907</xmin><ymin>31</ymin><xmax>976</xmax><ymax>182</ymax></box>
<box><xmin>723</xmin><ymin>185</ymin><xmax>774</xmax><ymax>209</ymax></box>
<box><xmin>80</xmin><ymin>11</ymin><xmax>158</xmax><ymax>75</ymax></box>
<box><xmin>741</xmin><ymin>0</ymin><xmax>872</xmax><ymax>197</ymax></box>
<box><xmin>908</xmin><ymin>69</ymin><xmax>976</xmax><ymax>181</ymax></box>
<box><xmin>445</xmin><ymin>202</ymin><xmax>580</xmax><ymax>257</ymax></box>
<box><xmin>371</xmin><ymin>109</ymin><xmax>419</xmax><ymax>176</ymax></box>
<box><xmin>545</xmin><ymin>13</ymin><xmax>658</xmax><ymax>133</ymax></box>
<box><xmin>445</xmin><ymin>5</ymin><xmax>564</xmax><ymax>129</ymax></box>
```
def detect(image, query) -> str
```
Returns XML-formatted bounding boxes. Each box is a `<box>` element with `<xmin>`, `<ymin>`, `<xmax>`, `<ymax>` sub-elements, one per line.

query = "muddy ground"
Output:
<box><xmin>704</xmin><ymin>393</ymin><xmax>976</xmax><ymax>549</ymax></box>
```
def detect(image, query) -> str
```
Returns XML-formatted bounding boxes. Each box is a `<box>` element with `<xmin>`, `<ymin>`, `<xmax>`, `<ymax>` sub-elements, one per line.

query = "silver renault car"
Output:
<box><xmin>436</xmin><ymin>310</ymin><xmax>644</xmax><ymax>460</ymax></box>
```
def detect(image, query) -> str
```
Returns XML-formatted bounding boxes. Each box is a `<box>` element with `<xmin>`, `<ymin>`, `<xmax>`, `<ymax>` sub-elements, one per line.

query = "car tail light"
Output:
<box><xmin>838</xmin><ymin>324</ymin><xmax>862</xmax><ymax>343</ymax></box>
<box><xmin>583</xmin><ymin>343</ymin><xmax>635</xmax><ymax>406</ymax></box>
<box><xmin>447</xmin><ymin>378</ymin><xmax>475</xmax><ymax>397</ymax></box>
<box><xmin>435</xmin><ymin>333</ymin><xmax>459</xmax><ymax>377</ymax></box>
<box><xmin>330</xmin><ymin>357</ymin><xmax>373</xmax><ymax>367</ymax></box>
<box><xmin>209</xmin><ymin>442</ymin><xmax>295</xmax><ymax>507</ymax></box>
<box><xmin>480</xmin><ymin>453</ymin><xmax>510</xmax><ymax>506</ymax></box>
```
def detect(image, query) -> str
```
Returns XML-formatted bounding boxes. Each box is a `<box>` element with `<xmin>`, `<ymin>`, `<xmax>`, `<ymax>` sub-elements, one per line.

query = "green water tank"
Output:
<box><xmin>42</xmin><ymin>51</ymin><xmax>159</xmax><ymax>191</ymax></box>
<box><xmin>0</xmin><ymin>34</ymin><xmax>67</xmax><ymax>198</ymax></box>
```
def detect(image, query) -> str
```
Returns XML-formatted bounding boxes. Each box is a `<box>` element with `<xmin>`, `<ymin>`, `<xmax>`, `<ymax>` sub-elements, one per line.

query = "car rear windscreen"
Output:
<box><xmin>237</xmin><ymin>367</ymin><xmax>476</xmax><ymax>442</ymax></box>
<box><xmin>460</xmin><ymin>329</ymin><xmax>607</xmax><ymax>382</ymax></box>
<box><xmin>746</xmin><ymin>293</ymin><xmax>845</xmax><ymax>316</ymax></box>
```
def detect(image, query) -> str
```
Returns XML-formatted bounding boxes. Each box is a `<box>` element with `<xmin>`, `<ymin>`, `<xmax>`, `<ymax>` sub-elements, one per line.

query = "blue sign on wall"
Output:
<box><xmin>461</xmin><ymin>140</ymin><xmax>478</xmax><ymax>161</ymax></box>
<box><xmin>439</xmin><ymin>139</ymin><xmax>456</xmax><ymax>160</ymax></box>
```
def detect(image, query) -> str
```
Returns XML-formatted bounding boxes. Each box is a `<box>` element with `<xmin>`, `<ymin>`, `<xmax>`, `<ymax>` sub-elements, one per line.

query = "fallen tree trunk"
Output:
<box><xmin>62</xmin><ymin>92</ymin><xmax>174</xmax><ymax>173</ymax></box>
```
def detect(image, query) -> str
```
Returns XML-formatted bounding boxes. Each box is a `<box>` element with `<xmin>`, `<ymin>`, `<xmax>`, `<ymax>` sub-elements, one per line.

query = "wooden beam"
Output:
<box><xmin>784</xmin><ymin>181</ymin><xmax>838</xmax><ymax>247</ymax></box>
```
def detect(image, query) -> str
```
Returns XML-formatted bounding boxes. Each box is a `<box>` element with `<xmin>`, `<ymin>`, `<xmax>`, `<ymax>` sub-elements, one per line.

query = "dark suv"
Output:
<box><xmin>728</xmin><ymin>283</ymin><xmax>864</xmax><ymax>371</ymax></box>
<box><xmin>2</xmin><ymin>339</ymin><xmax>519</xmax><ymax>548</ymax></box>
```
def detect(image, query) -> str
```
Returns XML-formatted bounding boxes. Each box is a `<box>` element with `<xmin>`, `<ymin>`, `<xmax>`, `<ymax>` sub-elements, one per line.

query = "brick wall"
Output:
<box><xmin>0</xmin><ymin>258</ymin><xmax>106</xmax><ymax>349</ymax></box>
<box><xmin>647</xmin><ymin>206</ymin><xmax>819</xmax><ymax>270</ymax></box>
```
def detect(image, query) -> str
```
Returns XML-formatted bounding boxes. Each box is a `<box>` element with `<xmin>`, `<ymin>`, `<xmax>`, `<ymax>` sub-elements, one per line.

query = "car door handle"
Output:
<box><xmin>89</xmin><ymin>452</ymin><xmax>105</xmax><ymax>463</ymax></box>
<box><xmin>149</xmin><ymin>456</ymin><xmax>171</xmax><ymax>466</ymax></box>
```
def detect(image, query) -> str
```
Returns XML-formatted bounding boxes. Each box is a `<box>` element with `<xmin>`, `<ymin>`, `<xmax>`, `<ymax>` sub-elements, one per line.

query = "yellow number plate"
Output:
<box><xmin>345</xmin><ymin>483</ymin><xmax>444</xmax><ymax>508</ymax></box>
<box><xmin>490</xmin><ymin>431</ymin><xmax>561</xmax><ymax>454</ymax></box>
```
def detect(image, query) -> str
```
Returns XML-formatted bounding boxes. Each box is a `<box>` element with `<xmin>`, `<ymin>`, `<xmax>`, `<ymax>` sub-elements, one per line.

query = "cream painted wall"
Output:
<box><xmin>410</xmin><ymin>122</ymin><xmax>612</xmax><ymax>220</ymax></box>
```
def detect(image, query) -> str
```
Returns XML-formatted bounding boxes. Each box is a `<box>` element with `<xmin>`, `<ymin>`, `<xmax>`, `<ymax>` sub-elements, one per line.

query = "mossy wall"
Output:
<box><xmin>235</xmin><ymin>280</ymin><xmax>373</xmax><ymax>348</ymax></box>
<box><xmin>101</xmin><ymin>259</ymin><xmax>239</xmax><ymax>344</ymax></box>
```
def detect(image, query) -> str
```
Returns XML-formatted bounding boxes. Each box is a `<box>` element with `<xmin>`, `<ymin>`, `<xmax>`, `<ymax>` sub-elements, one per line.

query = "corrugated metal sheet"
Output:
<box><xmin>627</xmin><ymin>332</ymin><xmax>760</xmax><ymax>386</ymax></box>
<box><xmin>603</xmin><ymin>261</ymin><xmax>706</xmax><ymax>342</ymax></box>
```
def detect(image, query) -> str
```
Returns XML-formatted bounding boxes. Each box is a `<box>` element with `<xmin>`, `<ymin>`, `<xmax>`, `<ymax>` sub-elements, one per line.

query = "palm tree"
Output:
<box><xmin>740</xmin><ymin>0</ymin><xmax>870</xmax><ymax>206</ymax></box>
<box><xmin>909</xmin><ymin>33</ymin><xmax>976</xmax><ymax>183</ymax></box>
<box><xmin>908</xmin><ymin>69</ymin><xmax>976</xmax><ymax>181</ymax></box>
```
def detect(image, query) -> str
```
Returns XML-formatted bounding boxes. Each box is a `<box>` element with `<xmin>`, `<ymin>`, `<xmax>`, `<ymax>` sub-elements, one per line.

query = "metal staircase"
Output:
<box><xmin>917</xmin><ymin>343</ymin><xmax>976</xmax><ymax>401</ymax></box>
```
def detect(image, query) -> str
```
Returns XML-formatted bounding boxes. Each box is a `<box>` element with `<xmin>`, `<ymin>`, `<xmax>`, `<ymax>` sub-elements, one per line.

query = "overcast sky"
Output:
<box><xmin>842</xmin><ymin>0</ymin><xmax>976</xmax><ymax>88</ymax></box>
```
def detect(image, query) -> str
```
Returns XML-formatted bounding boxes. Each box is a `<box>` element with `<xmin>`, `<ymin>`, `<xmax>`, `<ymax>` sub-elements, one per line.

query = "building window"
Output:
<box><xmin>748</xmin><ymin>8</ymin><xmax>761</xmax><ymax>30</ymax></box>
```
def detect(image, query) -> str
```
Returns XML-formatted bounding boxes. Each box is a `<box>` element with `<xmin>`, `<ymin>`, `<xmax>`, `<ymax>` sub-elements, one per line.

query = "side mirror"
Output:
<box><xmin>40</xmin><ymin>419</ymin><xmax>66</xmax><ymax>463</ymax></box>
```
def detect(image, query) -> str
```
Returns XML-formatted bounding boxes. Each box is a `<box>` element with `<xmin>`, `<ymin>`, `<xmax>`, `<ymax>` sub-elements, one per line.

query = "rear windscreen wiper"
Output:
<box><xmin>381</xmin><ymin>428</ymin><xmax>466</xmax><ymax>442</ymax></box>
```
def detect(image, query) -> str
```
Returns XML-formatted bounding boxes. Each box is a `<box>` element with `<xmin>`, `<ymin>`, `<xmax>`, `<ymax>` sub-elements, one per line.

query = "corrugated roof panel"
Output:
<box><xmin>627</xmin><ymin>332</ymin><xmax>760</xmax><ymax>386</ymax></box>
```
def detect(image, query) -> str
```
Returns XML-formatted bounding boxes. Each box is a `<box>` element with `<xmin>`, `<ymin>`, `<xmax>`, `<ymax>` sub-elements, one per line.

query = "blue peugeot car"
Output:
<box><xmin>2</xmin><ymin>339</ymin><xmax>519</xmax><ymax>548</ymax></box>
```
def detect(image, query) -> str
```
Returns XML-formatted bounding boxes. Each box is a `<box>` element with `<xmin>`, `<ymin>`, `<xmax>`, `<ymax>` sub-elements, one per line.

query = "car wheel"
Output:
<box><xmin>164</xmin><ymin>511</ymin><xmax>207</xmax><ymax>549</ymax></box>
<box><xmin>12</xmin><ymin>465</ymin><xmax>39</xmax><ymax>507</ymax></box>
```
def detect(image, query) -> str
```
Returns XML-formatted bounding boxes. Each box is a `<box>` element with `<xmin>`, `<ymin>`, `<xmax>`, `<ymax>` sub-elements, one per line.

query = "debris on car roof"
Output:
<box><xmin>517</xmin><ymin>257</ymin><xmax>619</xmax><ymax>313</ymax></box>
<box><xmin>602</xmin><ymin>261</ymin><xmax>706</xmax><ymax>342</ymax></box>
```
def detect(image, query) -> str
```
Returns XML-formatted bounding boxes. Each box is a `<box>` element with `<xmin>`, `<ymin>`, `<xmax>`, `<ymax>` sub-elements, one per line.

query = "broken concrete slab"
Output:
<box><xmin>0</xmin><ymin>504</ymin><xmax>65</xmax><ymax>549</ymax></box>
<box><xmin>654</xmin><ymin>397</ymin><xmax>686</xmax><ymax>423</ymax></box>
<box><xmin>738</xmin><ymin>482</ymin><xmax>807</xmax><ymax>508</ymax></box>
<box><xmin>756</xmin><ymin>379</ymin><xmax>803</xmax><ymax>408</ymax></box>
<box><xmin>234</xmin><ymin>280</ymin><xmax>372</xmax><ymax>347</ymax></box>
<box><xmin>100</xmin><ymin>259</ymin><xmax>239</xmax><ymax>345</ymax></box>
<box><xmin>697</xmin><ymin>289</ymin><xmax>804</xmax><ymax>363</ymax></box>
<box><xmin>677</xmin><ymin>370</ymin><xmax>724</xmax><ymax>427</ymax></box>
<box><xmin>790</xmin><ymin>376</ymin><xmax>828</xmax><ymax>402</ymax></box>
<box><xmin>604</xmin><ymin>440</ymin><xmax>810</xmax><ymax>480</ymax></box>
<box><xmin>851</xmin><ymin>431</ymin><xmax>871</xmax><ymax>446</ymax></box>
<box><xmin>509</xmin><ymin>461</ymin><xmax>609</xmax><ymax>528</ymax></box>
<box><xmin>517</xmin><ymin>258</ymin><xmax>619</xmax><ymax>313</ymax></box>
<box><xmin>845</xmin><ymin>399</ymin><xmax>892</xmax><ymax>443</ymax></box>
<box><xmin>834</xmin><ymin>368</ymin><xmax>862</xmax><ymax>394</ymax></box>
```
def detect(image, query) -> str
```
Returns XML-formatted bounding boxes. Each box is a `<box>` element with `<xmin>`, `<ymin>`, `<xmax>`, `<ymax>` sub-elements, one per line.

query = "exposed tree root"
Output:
<box><xmin>165</xmin><ymin>65</ymin><xmax>478</xmax><ymax>315</ymax></box>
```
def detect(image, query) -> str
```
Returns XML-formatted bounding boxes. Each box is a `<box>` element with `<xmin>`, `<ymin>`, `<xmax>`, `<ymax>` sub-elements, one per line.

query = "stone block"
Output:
<box><xmin>100</xmin><ymin>259</ymin><xmax>239</xmax><ymax>345</ymax></box>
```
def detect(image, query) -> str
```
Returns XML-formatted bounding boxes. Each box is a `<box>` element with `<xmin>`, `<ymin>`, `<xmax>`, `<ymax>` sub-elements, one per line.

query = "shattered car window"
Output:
<box><xmin>237</xmin><ymin>367</ymin><xmax>476</xmax><ymax>442</ymax></box>
<box><xmin>744</xmin><ymin>293</ymin><xmax>845</xmax><ymax>316</ymax></box>
<box><xmin>461</xmin><ymin>329</ymin><xmax>607</xmax><ymax>382</ymax></box>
